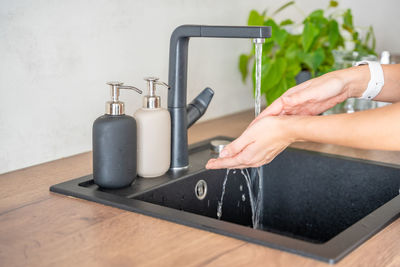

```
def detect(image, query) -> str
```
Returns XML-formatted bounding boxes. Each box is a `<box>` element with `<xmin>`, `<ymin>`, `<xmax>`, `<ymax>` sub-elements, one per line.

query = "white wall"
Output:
<box><xmin>1</xmin><ymin>0</ymin><xmax>399</xmax><ymax>174</ymax></box>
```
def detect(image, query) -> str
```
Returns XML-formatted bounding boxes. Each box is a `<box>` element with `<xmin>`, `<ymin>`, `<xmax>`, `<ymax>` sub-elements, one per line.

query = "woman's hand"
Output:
<box><xmin>205</xmin><ymin>64</ymin><xmax>400</xmax><ymax>170</ymax></box>
<box><xmin>205</xmin><ymin>116</ymin><xmax>298</xmax><ymax>169</ymax></box>
<box><xmin>250</xmin><ymin>67</ymin><xmax>369</xmax><ymax>126</ymax></box>
<box><xmin>265</xmin><ymin>73</ymin><xmax>348</xmax><ymax>115</ymax></box>
<box><xmin>260</xmin><ymin>72</ymin><xmax>350</xmax><ymax>117</ymax></box>
<box><xmin>205</xmin><ymin>68</ymin><xmax>362</xmax><ymax>170</ymax></box>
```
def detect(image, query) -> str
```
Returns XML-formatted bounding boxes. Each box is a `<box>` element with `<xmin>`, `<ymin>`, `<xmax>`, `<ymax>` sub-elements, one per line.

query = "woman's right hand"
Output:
<box><xmin>251</xmin><ymin>67</ymin><xmax>368</xmax><ymax>125</ymax></box>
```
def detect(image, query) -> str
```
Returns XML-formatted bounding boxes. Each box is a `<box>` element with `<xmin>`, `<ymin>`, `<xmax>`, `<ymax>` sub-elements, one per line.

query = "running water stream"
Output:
<box><xmin>254</xmin><ymin>40</ymin><xmax>263</xmax><ymax>117</ymax></box>
<box><xmin>217</xmin><ymin>41</ymin><xmax>264</xmax><ymax>228</ymax></box>
<box><xmin>217</xmin><ymin>169</ymin><xmax>230</xmax><ymax>219</ymax></box>
<box><xmin>253</xmin><ymin>40</ymin><xmax>264</xmax><ymax>228</ymax></box>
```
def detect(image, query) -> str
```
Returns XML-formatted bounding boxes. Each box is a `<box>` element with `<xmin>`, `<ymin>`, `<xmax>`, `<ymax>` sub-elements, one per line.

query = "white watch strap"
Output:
<box><xmin>355</xmin><ymin>61</ymin><xmax>384</xmax><ymax>100</ymax></box>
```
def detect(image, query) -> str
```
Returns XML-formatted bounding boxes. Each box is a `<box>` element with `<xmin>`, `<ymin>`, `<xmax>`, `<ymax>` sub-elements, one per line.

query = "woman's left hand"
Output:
<box><xmin>205</xmin><ymin>116</ymin><xmax>298</xmax><ymax>170</ymax></box>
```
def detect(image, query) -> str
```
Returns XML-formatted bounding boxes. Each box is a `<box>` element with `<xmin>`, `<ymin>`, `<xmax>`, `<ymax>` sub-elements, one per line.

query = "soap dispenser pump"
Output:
<box><xmin>93</xmin><ymin>81</ymin><xmax>142</xmax><ymax>189</ymax></box>
<box><xmin>134</xmin><ymin>77</ymin><xmax>171</xmax><ymax>178</ymax></box>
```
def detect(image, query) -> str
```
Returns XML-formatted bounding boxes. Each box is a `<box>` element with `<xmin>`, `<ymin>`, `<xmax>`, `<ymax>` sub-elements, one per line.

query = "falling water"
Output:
<box><xmin>217</xmin><ymin>168</ymin><xmax>259</xmax><ymax>227</ymax></box>
<box><xmin>241</xmin><ymin>169</ymin><xmax>258</xmax><ymax>227</ymax></box>
<box><xmin>217</xmin><ymin>169</ymin><xmax>230</xmax><ymax>219</ymax></box>
<box><xmin>252</xmin><ymin>41</ymin><xmax>264</xmax><ymax>229</ymax></box>
<box><xmin>216</xmin><ymin>168</ymin><xmax>261</xmax><ymax>228</ymax></box>
<box><xmin>216</xmin><ymin>41</ymin><xmax>264</xmax><ymax>229</ymax></box>
<box><xmin>254</xmin><ymin>42</ymin><xmax>263</xmax><ymax>117</ymax></box>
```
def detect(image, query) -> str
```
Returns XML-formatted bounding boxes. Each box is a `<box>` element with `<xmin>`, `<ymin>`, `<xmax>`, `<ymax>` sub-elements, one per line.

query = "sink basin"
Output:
<box><xmin>50</xmin><ymin>137</ymin><xmax>400</xmax><ymax>263</ymax></box>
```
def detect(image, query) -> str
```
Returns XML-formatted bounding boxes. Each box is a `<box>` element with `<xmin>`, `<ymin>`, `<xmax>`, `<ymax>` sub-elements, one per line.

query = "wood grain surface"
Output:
<box><xmin>1</xmin><ymin>110</ymin><xmax>400</xmax><ymax>267</ymax></box>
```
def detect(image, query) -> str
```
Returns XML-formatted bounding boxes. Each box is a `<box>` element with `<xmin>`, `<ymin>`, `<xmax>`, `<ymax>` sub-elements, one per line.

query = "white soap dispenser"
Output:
<box><xmin>134</xmin><ymin>77</ymin><xmax>171</xmax><ymax>178</ymax></box>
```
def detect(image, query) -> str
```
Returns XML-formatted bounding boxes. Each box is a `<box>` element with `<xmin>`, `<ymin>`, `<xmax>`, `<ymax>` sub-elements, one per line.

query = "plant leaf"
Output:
<box><xmin>285</xmin><ymin>45</ymin><xmax>302</xmax><ymax>77</ymax></box>
<box><xmin>328</xmin><ymin>20</ymin><xmax>340</xmax><ymax>48</ymax></box>
<box><xmin>263</xmin><ymin>39</ymin><xmax>274</xmax><ymax>54</ymax></box>
<box><xmin>306</xmin><ymin>9</ymin><xmax>328</xmax><ymax>30</ymax></box>
<box><xmin>280</xmin><ymin>19</ymin><xmax>294</xmax><ymax>26</ymax></box>
<box><xmin>299</xmin><ymin>48</ymin><xmax>325</xmax><ymax>75</ymax></box>
<box><xmin>286</xmin><ymin>76</ymin><xmax>297</xmax><ymax>88</ymax></box>
<box><xmin>302</xmin><ymin>21</ymin><xmax>320</xmax><ymax>52</ymax></box>
<box><xmin>248</xmin><ymin>10</ymin><xmax>264</xmax><ymax>26</ymax></box>
<box><xmin>266</xmin><ymin>77</ymin><xmax>287</xmax><ymax>105</ymax></box>
<box><xmin>368</xmin><ymin>26</ymin><xmax>376</xmax><ymax>51</ymax></box>
<box><xmin>266</xmin><ymin>72</ymin><xmax>298</xmax><ymax>105</ymax></box>
<box><xmin>273</xmin><ymin>1</ymin><xmax>295</xmax><ymax>16</ymax></box>
<box><xmin>285</xmin><ymin>43</ymin><xmax>300</xmax><ymax>60</ymax></box>
<box><xmin>263</xmin><ymin>18</ymin><xmax>279</xmax><ymax>28</ymax></box>
<box><xmin>329</xmin><ymin>0</ymin><xmax>338</xmax><ymax>7</ymax></box>
<box><xmin>275</xmin><ymin>28</ymin><xmax>288</xmax><ymax>47</ymax></box>
<box><xmin>239</xmin><ymin>54</ymin><xmax>250</xmax><ymax>82</ymax></box>
<box><xmin>309</xmin><ymin>9</ymin><xmax>324</xmax><ymax>19</ymax></box>
<box><xmin>261</xmin><ymin>57</ymin><xmax>286</xmax><ymax>92</ymax></box>
<box><xmin>286</xmin><ymin>60</ymin><xmax>301</xmax><ymax>78</ymax></box>
<box><xmin>343</xmin><ymin>9</ymin><xmax>353</xmax><ymax>29</ymax></box>
<box><xmin>342</xmin><ymin>24</ymin><xmax>353</xmax><ymax>34</ymax></box>
<box><xmin>365</xmin><ymin>27</ymin><xmax>371</xmax><ymax>45</ymax></box>
<box><xmin>264</xmin><ymin>19</ymin><xmax>288</xmax><ymax>47</ymax></box>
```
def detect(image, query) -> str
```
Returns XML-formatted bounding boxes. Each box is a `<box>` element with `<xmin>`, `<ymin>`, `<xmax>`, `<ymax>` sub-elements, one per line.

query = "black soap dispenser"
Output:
<box><xmin>93</xmin><ymin>81</ymin><xmax>142</xmax><ymax>189</ymax></box>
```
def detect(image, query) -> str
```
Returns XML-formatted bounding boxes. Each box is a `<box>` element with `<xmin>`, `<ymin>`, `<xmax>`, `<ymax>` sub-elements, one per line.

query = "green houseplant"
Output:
<box><xmin>239</xmin><ymin>0</ymin><xmax>376</xmax><ymax>104</ymax></box>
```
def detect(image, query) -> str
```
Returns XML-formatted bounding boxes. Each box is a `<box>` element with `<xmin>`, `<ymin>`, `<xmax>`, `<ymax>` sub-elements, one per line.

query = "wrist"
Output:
<box><xmin>282</xmin><ymin>115</ymin><xmax>307</xmax><ymax>143</ymax></box>
<box><xmin>335</xmin><ymin>66</ymin><xmax>370</xmax><ymax>98</ymax></box>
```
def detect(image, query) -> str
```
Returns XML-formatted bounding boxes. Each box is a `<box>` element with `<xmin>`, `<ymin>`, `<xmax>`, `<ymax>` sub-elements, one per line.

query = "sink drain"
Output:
<box><xmin>195</xmin><ymin>180</ymin><xmax>207</xmax><ymax>200</ymax></box>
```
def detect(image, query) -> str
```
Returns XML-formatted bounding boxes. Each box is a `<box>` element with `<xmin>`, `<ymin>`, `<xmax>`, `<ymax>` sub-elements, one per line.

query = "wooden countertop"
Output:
<box><xmin>1</xmin><ymin>110</ymin><xmax>400</xmax><ymax>267</ymax></box>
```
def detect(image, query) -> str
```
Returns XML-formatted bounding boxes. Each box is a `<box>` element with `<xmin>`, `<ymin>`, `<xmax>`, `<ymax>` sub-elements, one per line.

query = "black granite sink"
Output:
<box><xmin>50</xmin><ymin>137</ymin><xmax>400</xmax><ymax>263</ymax></box>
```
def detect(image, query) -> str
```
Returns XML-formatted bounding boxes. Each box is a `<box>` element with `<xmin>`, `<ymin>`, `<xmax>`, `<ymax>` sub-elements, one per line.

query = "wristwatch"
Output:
<box><xmin>354</xmin><ymin>61</ymin><xmax>384</xmax><ymax>100</ymax></box>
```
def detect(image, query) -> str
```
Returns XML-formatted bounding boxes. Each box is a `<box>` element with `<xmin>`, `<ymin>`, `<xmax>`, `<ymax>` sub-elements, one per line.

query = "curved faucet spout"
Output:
<box><xmin>168</xmin><ymin>25</ymin><xmax>271</xmax><ymax>170</ymax></box>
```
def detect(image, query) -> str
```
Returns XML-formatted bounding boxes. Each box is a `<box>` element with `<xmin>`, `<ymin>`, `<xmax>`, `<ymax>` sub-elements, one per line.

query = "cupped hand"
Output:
<box><xmin>205</xmin><ymin>116</ymin><xmax>298</xmax><ymax>170</ymax></box>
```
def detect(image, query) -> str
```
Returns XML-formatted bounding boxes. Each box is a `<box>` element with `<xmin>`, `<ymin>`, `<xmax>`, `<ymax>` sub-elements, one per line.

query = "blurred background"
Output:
<box><xmin>1</xmin><ymin>0</ymin><xmax>399</xmax><ymax>174</ymax></box>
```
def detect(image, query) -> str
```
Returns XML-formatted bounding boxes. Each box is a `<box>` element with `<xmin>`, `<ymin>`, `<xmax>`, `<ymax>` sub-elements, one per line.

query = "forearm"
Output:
<box><xmin>291</xmin><ymin>102</ymin><xmax>400</xmax><ymax>150</ymax></box>
<box><xmin>336</xmin><ymin>64</ymin><xmax>400</xmax><ymax>102</ymax></box>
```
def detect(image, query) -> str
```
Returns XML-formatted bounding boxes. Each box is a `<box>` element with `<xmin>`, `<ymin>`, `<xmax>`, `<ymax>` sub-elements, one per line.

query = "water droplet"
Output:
<box><xmin>217</xmin><ymin>202</ymin><xmax>222</xmax><ymax>219</ymax></box>
<box><xmin>242</xmin><ymin>194</ymin><xmax>246</xmax><ymax>201</ymax></box>
<box><xmin>233</xmin><ymin>170</ymin><xmax>237</xmax><ymax>174</ymax></box>
<box><xmin>239</xmin><ymin>185</ymin><xmax>243</xmax><ymax>191</ymax></box>
<box><xmin>217</xmin><ymin>211</ymin><xmax>221</xmax><ymax>219</ymax></box>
